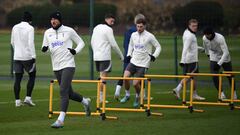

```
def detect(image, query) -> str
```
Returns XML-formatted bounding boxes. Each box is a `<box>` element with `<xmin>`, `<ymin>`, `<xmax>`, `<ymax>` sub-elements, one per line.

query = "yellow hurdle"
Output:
<box><xmin>221</xmin><ymin>71</ymin><xmax>240</xmax><ymax>109</ymax></box>
<box><xmin>48</xmin><ymin>79</ymin><xmax>118</xmax><ymax>120</ymax></box>
<box><xmin>144</xmin><ymin>74</ymin><xmax>204</xmax><ymax>113</ymax></box>
<box><xmin>186</xmin><ymin>73</ymin><xmax>235</xmax><ymax>110</ymax></box>
<box><xmin>100</xmin><ymin>76</ymin><xmax>163</xmax><ymax>117</ymax></box>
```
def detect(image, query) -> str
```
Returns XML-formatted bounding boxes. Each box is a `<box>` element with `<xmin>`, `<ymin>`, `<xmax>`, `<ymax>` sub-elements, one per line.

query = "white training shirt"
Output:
<box><xmin>91</xmin><ymin>24</ymin><xmax>124</xmax><ymax>61</ymax></box>
<box><xmin>11</xmin><ymin>21</ymin><xmax>36</xmax><ymax>60</ymax></box>
<box><xmin>180</xmin><ymin>29</ymin><xmax>203</xmax><ymax>64</ymax></box>
<box><xmin>42</xmin><ymin>25</ymin><xmax>85</xmax><ymax>71</ymax></box>
<box><xmin>127</xmin><ymin>30</ymin><xmax>161</xmax><ymax>68</ymax></box>
<box><xmin>203</xmin><ymin>32</ymin><xmax>231</xmax><ymax>65</ymax></box>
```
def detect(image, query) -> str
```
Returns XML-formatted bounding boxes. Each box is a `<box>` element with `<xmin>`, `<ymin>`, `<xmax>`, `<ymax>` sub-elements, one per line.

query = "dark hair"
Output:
<box><xmin>136</xmin><ymin>18</ymin><xmax>146</xmax><ymax>25</ymax></box>
<box><xmin>104</xmin><ymin>13</ymin><xmax>115</xmax><ymax>19</ymax></box>
<box><xmin>22</xmin><ymin>11</ymin><xmax>32</xmax><ymax>22</ymax></box>
<box><xmin>188</xmin><ymin>19</ymin><xmax>198</xmax><ymax>25</ymax></box>
<box><xmin>203</xmin><ymin>27</ymin><xmax>214</xmax><ymax>35</ymax></box>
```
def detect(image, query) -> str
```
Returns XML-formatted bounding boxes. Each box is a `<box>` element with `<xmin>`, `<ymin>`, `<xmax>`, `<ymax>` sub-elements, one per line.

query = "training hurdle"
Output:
<box><xmin>222</xmin><ymin>71</ymin><xmax>240</xmax><ymax>109</ymax></box>
<box><xmin>144</xmin><ymin>75</ymin><xmax>204</xmax><ymax>113</ymax></box>
<box><xmin>186</xmin><ymin>73</ymin><xmax>235</xmax><ymax>110</ymax></box>
<box><xmin>100</xmin><ymin>77</ymin><xmax>163</xmax><ymax>117</ymax></box>
<box><xmin>48</xmin><ymin>79</ymin><xmax>117</xmax><ymax>120</ymax></box>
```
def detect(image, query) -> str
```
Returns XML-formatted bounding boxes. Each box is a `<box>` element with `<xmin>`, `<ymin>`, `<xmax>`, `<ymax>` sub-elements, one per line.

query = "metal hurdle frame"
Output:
<box><xmin>48</xmin><ymin>79</ymin><xmax>117</xmax><ymax>120</ymax></box>
<box><xmin>222</xmin><ymin>71</ymin><xmax>240</xmax><ymax>109</ymax></box>
<box><xmin>186</xmin><ymin>73</ymin><xmax>235</xmax><ymax>110</ymax></box>
<box><xmin>144</xmin><ymin>75</ymin><xmax>204</xmax><ymax>113</ymax></box>
<box><xmin>100</xmin><ymin>77</ymin><xmax>163</xmax><ymax>117</ymax></box>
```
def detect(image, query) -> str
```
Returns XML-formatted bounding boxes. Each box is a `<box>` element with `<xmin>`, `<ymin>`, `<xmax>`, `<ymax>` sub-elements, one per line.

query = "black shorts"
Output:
<box><xmin>14</xmin><ymin>59</ymin><xmax>36</xmax><ymax>73</ymax></box>
<box><xmin>125</xmin><ymin>63</ymin><xmax>147</xmax><ymax>77</ymax></box>
<box><xmin>95</xmin><ymin>60</ymin><xmax>112</xmax><ymax>72</ymax></box>
<box><xmin>183</xmin><ymin>62</ymin><xmax>199</xmax><ymax>75</ymax></box>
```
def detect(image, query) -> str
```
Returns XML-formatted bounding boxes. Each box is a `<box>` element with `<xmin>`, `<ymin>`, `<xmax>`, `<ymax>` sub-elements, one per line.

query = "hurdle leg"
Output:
<box><xmin>182</xmin><ymin>78</ymin><xmax>187</xmax><ymax>105</ymax></box>
<box><xmin>230</xmin><ymin>77</ymin><xmax>235</xmax><ymax>110</ymax></box>
<box><xmin>101</xmin><ymin>82</ymin><xmax>107</xmax><ymax>120</ymax></box>
<box><xmin>140</xmin><ymin>79</ymin><xmax>144</xmax><ymax>109</ymax></box>
<box><xmin>189</xmin><ymin>78</ymin><xmax>194</xmax><ymax>113</ymax></box>
<box><xmin>49</xmin><ymin>81</ymin><xmax>54</xmax><ymax>119</ymax></box>
<box><xmin>96</xmin><ymin>81</ymin><xmax>101</xmax><ymax>113</ymax></box>
<box><xmin>218</xmin><ymin>76</ymin><xmax>222</xmax><ymax>102</ymax></box>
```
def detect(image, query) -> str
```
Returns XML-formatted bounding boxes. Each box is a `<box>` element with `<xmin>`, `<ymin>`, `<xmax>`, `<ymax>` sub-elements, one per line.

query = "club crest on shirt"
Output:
<box><xmin>134</xmin><ymin>44</ymin><xmax>144</xmax><ymax>49</ymax></box>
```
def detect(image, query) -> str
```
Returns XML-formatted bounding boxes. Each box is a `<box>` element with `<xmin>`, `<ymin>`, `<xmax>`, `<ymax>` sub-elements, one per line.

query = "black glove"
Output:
<box><xmin>68</xmin><ymin>48</ymin><xmax>76</xmax><ymax>55</ymax></box>
<box><xmin>124</xmin><ymin>56</ymin><xmax>131</xmax><ymax>63</ymax></box>
<box><xmin>149</xmin><ymin>54</ymin><xmax>156</xmax><ymax>62</ymax></box>
<box><xmin>213</xmin><ymin>64</ymin><xmax>221</xmax><ymax>71</ymax></box>
<box><xmin>41</xmin><ymin>46</ymin><xmax>48</xmax><ymax>52</ymax></box>
<box><xmin>207</xmin><ymin>55</ymin><xmax>210</xmax><ymax>58</ymax></box>
<box><xmin>31</xmin><ymin>58</ymin><xmax>35</xmax><ymax>63</ymax></box>
<box><xmin>179</xmin><ymin>63</ymin><xmax>184</xmax><ymax>67</ymax></box>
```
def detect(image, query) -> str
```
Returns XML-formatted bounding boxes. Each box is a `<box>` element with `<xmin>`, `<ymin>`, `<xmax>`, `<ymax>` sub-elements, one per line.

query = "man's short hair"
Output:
<box><xmin>134</xmin><ymin>14</ymin><xmax>145</xmax><ymax>24</ymax></box>
<box><xmin>203</xmin><ymin>27</ymin><xmax>214</xmax><ymax>35</ymax></box>
<box><xmin>105</xmin><ymin>13</ymin><xmax>115</xmax><ymax>19</ymax></box>
<box><xmin>188</xmin><ymin>19</ymin><xmax>198</xmax><ymax>25</ymax></box>
<box><xmin>136</xmin><ymin>18</ymin><xmax>146</xmax><ymax>25</ymax></box>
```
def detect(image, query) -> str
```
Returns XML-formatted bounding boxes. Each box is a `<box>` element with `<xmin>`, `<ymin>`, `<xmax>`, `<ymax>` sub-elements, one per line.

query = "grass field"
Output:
<box><xmin>0</xmin><ymin>31</ymin><xmax>240</xmax><ymax>135</ymax></box>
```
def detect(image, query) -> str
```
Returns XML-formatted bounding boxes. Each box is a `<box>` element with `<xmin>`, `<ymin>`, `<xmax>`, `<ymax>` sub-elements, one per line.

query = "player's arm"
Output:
<box><xmin>218</xmin><ymin>37</ymin><xmax>230</xmax><ymax>66</ymax></box>
<box><xmin>150</xmin><ymin>35</ymin><xmax>161</xmax><ymax>59</ymax></box>
<box><xmin>70</xmin><ymin>29</ymin><xmax>85</xmax><ymax>55</ymax></box>
<box><xmin>28</xmin><ymin>27</ymin><xmax>36</xmax><ymax>59</ymax></box>
<box><xmin>10</xmin><ymin>27</ymin><xmax>15</xmax><ymax>49</ymax></box>
<box><xmin>180</xmin><ymin>37</ymin><xmax>191</xmax><ymax>64</ymax></box>
<box><xmin>202</xmin><ymin>37</ymin><xmax>210</xmax><ymax>57</ymax></box>
<box><xmin>107</xmin><ymin>29</ymin><xmax>124</xmax><ymax>60</ymax></box>
<box><xmin>41</xmin><ymin>31</ymin><xmax>49</xmax><ymax>52</ymax></box>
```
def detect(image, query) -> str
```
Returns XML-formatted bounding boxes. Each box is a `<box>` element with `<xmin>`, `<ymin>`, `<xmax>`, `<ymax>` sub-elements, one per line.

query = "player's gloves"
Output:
<box><xmin>124</xmin><ymin>56</ymin><xmax>131</xmax><ymax>63</ymax></box>
<box><xmin>149</xmin><ymin>54</ymin><xmax>156</xmax><ymax>62</ymax></box>
<box><xmin>179</xmin><ymin>63</ymin><xmax>184</xmax><ymax>67</ymax></box>
<box><xmin>213</xmin><ymin>64</ymin><xmax>221</xmax><ymax>71</ymax></box>
<box><xmin>31</xmin><ymin>58</ymin><xmax>35</xmax><ymax>63</ymax></box>
<box><xmin>68</xmin><ymin>48</ymin><xmax>76</xmax><ymax>55</ymax></box>
<box><xmin>41</xmin><ymin>46</ymin><xmax>48</xmax><ymax>52</ymax></box>
<box><xmin>207</xmin><ymin>55</ymin><xmax>210</xmax><ymax>58</ymax></box>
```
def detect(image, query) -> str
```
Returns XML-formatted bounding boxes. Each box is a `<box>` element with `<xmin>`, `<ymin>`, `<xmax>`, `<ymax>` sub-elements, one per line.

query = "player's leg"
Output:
<box><xmin>191</xmin><ymin>62</ymin><xmax>205</xmax><ymax>100</ymax></box>
<box><xmin>114</xmin><ymin>62</ymin><xmax>129</xmax><ymax>100</ymax></box>
<box><xmin>13</xmin><ymin>60</ymin><xmax>24</xmax><ymax>107</ymax></box>
<box><xmin>222</xmin><ymin>62</ymin><xmax>237</xmax><ymax>99</ymax></box>
<box><xmin>23</xmin><ymin>59</ymin><xmax>37</xmax><ymax>106</ymax></box>
<box><xmin>120</xmin><ymin>63</ymin><xmax>133</xmax><ymax>103</ymax></box>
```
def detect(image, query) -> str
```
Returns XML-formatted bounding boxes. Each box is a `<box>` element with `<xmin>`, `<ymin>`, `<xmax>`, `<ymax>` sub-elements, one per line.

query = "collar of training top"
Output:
<box><xmin>187</xmin><ymin>27</ymin><xmax>196</xmax><ymax>34</ymax></box>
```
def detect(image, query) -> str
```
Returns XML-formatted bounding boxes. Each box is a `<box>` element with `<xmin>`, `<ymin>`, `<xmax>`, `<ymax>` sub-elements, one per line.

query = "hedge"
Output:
<box><xmin>7</xmin><ymin>3</ymin><xmax>117</xmax><ymax>27</ymax></box>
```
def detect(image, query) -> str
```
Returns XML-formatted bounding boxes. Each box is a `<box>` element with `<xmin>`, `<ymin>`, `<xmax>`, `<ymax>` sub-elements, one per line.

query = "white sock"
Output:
<box><xmin>25</xmin><ymin>96</ymin><xmax>31</xmax><ymax>100</ymax></box>
<box><xmin>100</xmin><ymin>91</ymin><xmax>103</xmax><ymax>101</ymax></box>
<box><xmin>115</xmin><ymin>85</ymin><xmax>121</xmax><ymax>96</ymax></box>
<box><xmin>144</xmin><ymin>88</ymin><xmax>146</xmax><ymax>98</ymax></box>
<box><xmin>193</xmin><ymin>90</ymin><xmax>197</xmax><ymax>96</ymax></box>
<box><xmin>125</xmin><ymin>90</ymin><xmax>130</xmax><ymax>97</ymax></box>
<box><xmin>57</xmin><ymin>111</ymin><xmax>66</xmax><ymax>122</ymax></box>
<box><xmin>176</xmin><ymin>83</ymin><xmax>182</xmax><ymax>92</ymax></box>
<box><xmin>135</xmin><ymin>93</ymin><xmax>140</xmax><ymax>98</ymax></box>
<box><xmin>81</xmin><ymin>97</ymin><xmax>88</xmax><ymax>106</ymax></box>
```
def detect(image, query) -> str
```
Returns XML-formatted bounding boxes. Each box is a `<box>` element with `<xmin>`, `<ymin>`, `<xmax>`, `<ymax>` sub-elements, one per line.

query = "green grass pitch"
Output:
<box><xmin>0</xmin><ymin>31</ymin><xmax>240</xmax><ymax>135</ymax></box>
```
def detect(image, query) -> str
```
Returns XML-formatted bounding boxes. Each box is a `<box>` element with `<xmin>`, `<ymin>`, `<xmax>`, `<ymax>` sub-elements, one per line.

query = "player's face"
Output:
<box><xmin>136</xmin><ymin>23</ymin><xmax>145</xmax><ymax>33</ymax></box>
<box><xmin>189</xmin><ymin>22</ymin><xmax>198</xmax><ymax>33</ymax></box>
<box><xmin>51</xmin><ymin>18</ymin><xmax>61</xmax><ymax>28</ymax></box>
<box><xmin>105</xmin><ymin>18</ymin><xmax>115</xmax><ymax>26</ymax></box>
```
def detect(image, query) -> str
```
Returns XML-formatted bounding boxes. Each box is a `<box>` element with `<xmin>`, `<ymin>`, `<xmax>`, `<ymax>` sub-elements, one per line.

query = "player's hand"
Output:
<box><xmin>149</xmin><ymin>54</ymin><xmax>156</xmax><ymax>62</ymax></box>
<box><xmin>213</xmin><ymin>64</ymin><xmax>221</xmax><ymax>71</ymax></box>
<box><xmin>207</xmin><ymin>55</ymin><xmax>210</xmax><ymax>58</ymax></box>
<box><xmin>31</xmin><ymin>58</ymin><xmax>35</xmax><ymax>63</ymax></box>
<box><xmin>41</xmin><ymin>46</ymin><xmax>48</xmax><ymax>52</ymax></box>
<box><xmin>179</xmin><ymin>63</ymin><xmax>184</xmax><ymax>67</ymax></box>
<box><xmin>124</xmin><ymin>56</ymin><xmax>131</xmax><ymax>63</ymax></box>
<box><xmin>68</xmin><ymin>48</ymin><xmax>76</xmax><ymax>55</ymax></box>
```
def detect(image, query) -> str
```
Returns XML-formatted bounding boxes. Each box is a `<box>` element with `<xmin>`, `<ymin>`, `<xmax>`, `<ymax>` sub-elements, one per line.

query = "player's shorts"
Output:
<box><xmin>125</xmin><ymin>63</ymin><xmax>147</xmax><ymax>77</ymax></box>
<box><xmin>14</xmin><ymin>59</ymin><xmax>36</xmax><ymax>73</ymax></box>
<box><xmin>183</xmin><ymin>62</ymin><xmax>199</xmax><ymax>75</ymax></box>
<box><xmin>95</xmin><ymin>60</ymin><xmax>112</xmax><ymax>72</ymax></box>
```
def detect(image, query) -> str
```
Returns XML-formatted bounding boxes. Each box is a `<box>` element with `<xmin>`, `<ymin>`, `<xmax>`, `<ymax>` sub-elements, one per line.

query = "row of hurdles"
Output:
<box><xmin>48</xmin><ymin>71</ymin><xmax>240</xmax><ymax>120</ymax></box>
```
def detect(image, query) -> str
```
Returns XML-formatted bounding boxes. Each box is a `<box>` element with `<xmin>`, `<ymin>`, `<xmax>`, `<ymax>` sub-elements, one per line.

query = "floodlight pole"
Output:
<box><xmin>89</xmin><ymin>0</ymin><xmax>94</xmax><ymax>80</ymax></box>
